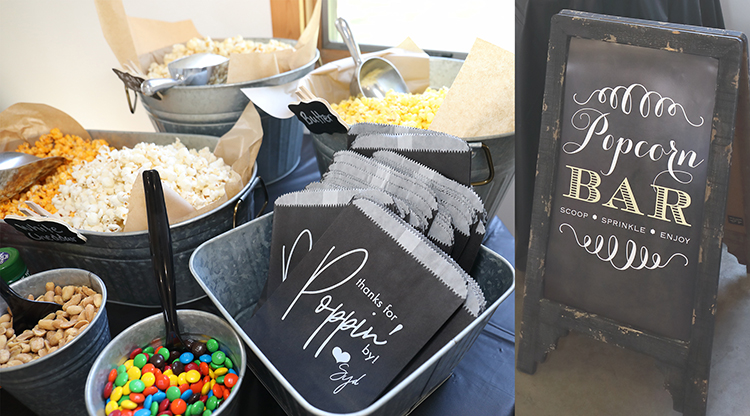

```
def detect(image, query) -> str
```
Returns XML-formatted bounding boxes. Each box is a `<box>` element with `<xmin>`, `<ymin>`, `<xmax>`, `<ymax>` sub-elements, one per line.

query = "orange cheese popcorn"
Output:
<box><xmin>0</xmin><ymin>128</ymin><xmax>110</xmax><ymax>218</ymax></box>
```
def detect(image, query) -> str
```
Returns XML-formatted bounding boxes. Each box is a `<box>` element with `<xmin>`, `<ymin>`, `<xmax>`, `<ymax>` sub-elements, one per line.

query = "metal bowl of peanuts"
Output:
<box><xmin>0</xmin><ymin>268</ymin><xmax>110</xmax><ymax>416</ymax></box>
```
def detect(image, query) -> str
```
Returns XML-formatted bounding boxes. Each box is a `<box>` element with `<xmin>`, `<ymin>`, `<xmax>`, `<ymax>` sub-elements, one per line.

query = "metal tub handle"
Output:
<box><xmin>125</xmin><ymin>86</ymin><xmax>138</xmax><ymax>114</ymax></box>
<box><xmin>233</xmin><ymin>175</ymin><xmax>268</xmax><ymax>228</ymax></box>
<box><xmin>469</xmin><ymin>142</ymin><xmax>495</xmax><ymax>186</ymax></box>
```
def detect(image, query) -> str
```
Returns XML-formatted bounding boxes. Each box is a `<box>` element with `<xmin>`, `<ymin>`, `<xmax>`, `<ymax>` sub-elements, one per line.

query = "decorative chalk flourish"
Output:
<box><xmin>573</xmin><ymin>83</ymin><xmax>704</xmax><ymax>127</ymax></box>
<box><xmin>559</xmin><ymin>223</ymin><xmax>689</xmax><ymax>271</ymax></box>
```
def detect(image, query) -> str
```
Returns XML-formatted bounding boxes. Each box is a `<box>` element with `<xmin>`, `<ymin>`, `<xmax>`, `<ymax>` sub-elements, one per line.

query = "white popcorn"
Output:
<box><xmin>146</xmin><ymin>36</ymin><xmax>294</xmax><ymax>80</ymax></box>
<box><xmin>52</xmin><ymin>139</ymin><xmax>233</xmax><ymax>233</ymax></box>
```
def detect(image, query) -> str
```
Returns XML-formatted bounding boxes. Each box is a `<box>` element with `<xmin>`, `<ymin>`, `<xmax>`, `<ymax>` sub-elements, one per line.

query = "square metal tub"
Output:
<box><xmin>189</xmin><ymin>212</ymin><xmax>514</xmax><ymax>415</ymax></box>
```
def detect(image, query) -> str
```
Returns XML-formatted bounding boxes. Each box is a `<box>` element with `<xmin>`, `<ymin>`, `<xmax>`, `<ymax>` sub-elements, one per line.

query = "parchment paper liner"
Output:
<box><xmin>94</xmin><ymin>0</ymin><xmax>321</xmax><ymax>84</ymax></box>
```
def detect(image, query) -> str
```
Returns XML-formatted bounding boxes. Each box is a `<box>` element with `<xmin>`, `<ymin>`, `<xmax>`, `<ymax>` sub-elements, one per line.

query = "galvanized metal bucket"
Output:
<box><xmin>309</xmin><ymin>57</ymin><xmax>515</xmax><ymax>217</ymax></box>
<box><xmin>84</xmin><ymin>309</ymin><xmax>246</xmax><ymax>416</ymax></box>
<box><xmin>0</xmin><ymin>130</ymin><xmax>264</xmax><ymax>307</ymax></box>
<box><xmin>136</xmin><ymin>38</ymin><xmax>320</xmax><ymax>184</ymax></box>
<box><xmin>0</xmin><ymin>268</ymin><xmax>110</xmax><ymax>416</ymax></box>
<box><xmin>188</xmin><ymin>212</ymin><xmax>515</xmax><ymax>416</ymax></box>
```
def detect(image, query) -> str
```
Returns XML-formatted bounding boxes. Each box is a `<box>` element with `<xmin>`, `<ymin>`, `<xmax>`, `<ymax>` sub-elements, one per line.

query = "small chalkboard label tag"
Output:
<box><xmin>728</xmin><ymin>215</ymin><xmax>744</xmax><ymax>226</ymax></box>
<box><xmin>289</xmin><ymin>99</ymin><xmax>349</xmax><ymax>135</ymax></box>
<box><xmin>4</xmin><ymin>215</ymin><xmax>87</xmax><ymax>245</ymax></box>
<box><xmin>112</xmin><ymin>68</ymin><xmax>145</xmax><ymax>92</ymax></box>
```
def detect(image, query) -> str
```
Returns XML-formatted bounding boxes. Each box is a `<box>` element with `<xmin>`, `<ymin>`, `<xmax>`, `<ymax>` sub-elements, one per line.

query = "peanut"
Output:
<box><xmin>0</xmin><ymin>281</ymin><xmax>102</xmax><ymax>368</ymax></box>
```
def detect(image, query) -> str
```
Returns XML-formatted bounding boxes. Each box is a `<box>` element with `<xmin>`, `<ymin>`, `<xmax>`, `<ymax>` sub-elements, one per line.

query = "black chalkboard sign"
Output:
<box><xmin>289</xmin><ymin>99</ymin><xmax>349</xmax><ymax>135</ymax></box>
<box><xmin>4</xmin><ymin>215</ymin><xmax>87</xmax><ymax>245</ymax></box>
<box><xmin>517</xmin><ymin>11</ymin><xmax>745</xmax><ymax>416</ymax></box>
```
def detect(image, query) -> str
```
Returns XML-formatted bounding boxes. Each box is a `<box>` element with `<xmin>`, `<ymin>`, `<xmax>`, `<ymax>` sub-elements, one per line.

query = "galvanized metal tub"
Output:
<box><xmin>138</xmin><ymin>38</ymin><xmax>320</xmax><ymax>184</ymax></box>
<box><xmin>85</xmin><ymin>309</ymin><xmax>246</xmax><ymax>416</ymax></box>
<box><xmin>0</xmin><ymin>130</ymin><xmax>262</xmax><ymax>307</ymax></box>
<box><xmin>309</xmin><ymin>57</ymin><xmax>515</xmax><ymax>217</ymax></box>
<box><xmin>0</xmin><ymin>268</ymin><xmax>110</xmax><ymax>416</ymax></box>
<box><xmin>188</xmin><ymin>212</ymin><xmax>515</xmax><ymax>416</ymax></box>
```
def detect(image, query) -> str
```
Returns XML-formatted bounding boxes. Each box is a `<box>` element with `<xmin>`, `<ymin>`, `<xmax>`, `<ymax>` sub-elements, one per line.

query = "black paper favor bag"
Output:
<box><xmin>306</xmin><ymin>181</ymin><xmax>413</xmax><ymax>223</ymax></box>
<box><xmin>373</xmin><ymin>150</ymin><xmax>487</xmax><ymax>270</ymax></box>
<box><xmin>245</xmin><ymin>199</ymin><xmax>469</xmax><ymax>413</ymax></box>
<box><xmin>350</xmin><ymin>131</ymin><xmax>472</xmax><ymax>185</ymax></box>
<box><xmin>390</xmin><ymin>276</ymin><xmax>486</xmax><ymax>388</ymax></box>
<box><xmin>427</xmin><ymin>209</ymin><xmax>455</xmax><ymax>254</ymax></box>
<box><xmin>346</xmin><ymin>122</ymin><xmax>443</xmax><ymax>147</ymax></box>
<box><xmin>258</xmin><ymin>189</ymin><xmax>395</xmax><ymax>311</ymax></box>
<box><xmin>326</xmin><ymin>151</ymin><xmax>439</xmax><ymax>232</ymax></box>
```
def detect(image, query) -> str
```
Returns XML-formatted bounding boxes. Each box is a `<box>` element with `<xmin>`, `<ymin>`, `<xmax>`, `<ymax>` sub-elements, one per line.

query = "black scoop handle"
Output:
<box><xmin>0</xmin><ymin>276</ymin><xmax>23</xmax><ymax>302</ymax></box>
<box><xmin>143</xmin><ymin>169</ymin><xmax>183</xmax><ymax>348</ymax></box>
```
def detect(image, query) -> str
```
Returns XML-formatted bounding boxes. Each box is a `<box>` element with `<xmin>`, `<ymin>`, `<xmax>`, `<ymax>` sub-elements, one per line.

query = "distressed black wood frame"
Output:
<box><xmin>724</xmin><ymin>45</ymin><xmax>750</xmax><ymax>269</ymax></box>
<box><xmin>517</xmin><ymin>10</ymin><xmax>744</xmax><ymax>416</ymax></box>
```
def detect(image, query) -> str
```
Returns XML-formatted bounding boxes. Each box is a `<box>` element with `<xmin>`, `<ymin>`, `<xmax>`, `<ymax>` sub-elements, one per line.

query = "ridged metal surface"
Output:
<box><xmin>85</xmin><ymin>310</ymin><xmax>246</xmax><ymax>416</ymax></box>
<box><xmin>0</xmin><ymin>269</ymin><xmax>110</xmax><ymax>416</ymax></box>
<box><xmin>0</xmin><ymin>130</ymin><xmax>259</xmax><ymax>307</ymax></box>
<box><xmin>189</xmin><ymin>213</ymin><xmax>514</xmax><ymax>416</ymax></box>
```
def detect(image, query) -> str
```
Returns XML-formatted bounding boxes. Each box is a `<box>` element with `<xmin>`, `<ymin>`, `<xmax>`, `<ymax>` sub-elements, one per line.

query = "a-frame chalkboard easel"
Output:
<box><xmin>518</xmin><ymin>10</ymin><xmax>747</xmax><ymax>416</ymax></box>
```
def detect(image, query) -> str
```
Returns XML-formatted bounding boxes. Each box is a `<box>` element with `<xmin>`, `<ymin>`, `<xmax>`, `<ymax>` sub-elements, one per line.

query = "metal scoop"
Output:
<box><xmin>0</xmin><ymin>152</ymin><xmax>65</xmax><ymax>202</ymax></box>
<box><xmin>140</xmin><ymin>53</ymin><xmax>229</xmax><ymax>96</ymax></box>
<box><xmin>0</xmin><ymin>277</ymin><xmax>62</xmax><ymax>335</ymax></box>
<box><xmin>335</xmin><ymin>17</ymin><xmax>409</xmax><ymax>99</ymax></box>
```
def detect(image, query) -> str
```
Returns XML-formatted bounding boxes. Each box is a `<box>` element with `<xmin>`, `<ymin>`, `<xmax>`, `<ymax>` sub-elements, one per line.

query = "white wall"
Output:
<box><xmin>721</xmin><ymin>0</ymin><xmax>750</xmax><ymax>35</ymax></box>
<box><xmin>0</xmin><ymin>0</ymin><xmax>272</xmax><ymax>132</ymax></box>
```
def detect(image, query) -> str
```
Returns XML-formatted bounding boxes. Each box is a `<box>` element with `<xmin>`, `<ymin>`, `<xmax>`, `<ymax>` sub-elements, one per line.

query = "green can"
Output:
<box><xmin>0</xmin><ymin>247</ymin><xmax>30</xmax><ymax>284</ymax></box>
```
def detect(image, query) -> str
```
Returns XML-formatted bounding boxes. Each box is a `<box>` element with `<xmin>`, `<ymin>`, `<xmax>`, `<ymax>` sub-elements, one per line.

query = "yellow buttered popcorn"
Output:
<box><xmin>331</xmin><ymin>88</ymin><xmax>448</xmax><ymax>130</ymax></box>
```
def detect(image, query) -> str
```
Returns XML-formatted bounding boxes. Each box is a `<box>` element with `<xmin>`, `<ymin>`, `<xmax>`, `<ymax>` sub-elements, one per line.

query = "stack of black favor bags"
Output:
<box><xmin>245</xmin><ymin>124</ymin><xmax>488</xmax><ymax>413</ymax></box>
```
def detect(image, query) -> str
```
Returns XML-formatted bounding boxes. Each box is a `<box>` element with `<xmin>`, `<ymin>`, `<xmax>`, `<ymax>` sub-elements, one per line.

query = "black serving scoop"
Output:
<box><xmin>0</xmin><ymin>277</ymin><xmax>62</xmax><ymax>334</ymax></box>
<box><xmin>143</xmin><ymin>169</ymin><xmax>187</xmax><ymax>351</ymax></box>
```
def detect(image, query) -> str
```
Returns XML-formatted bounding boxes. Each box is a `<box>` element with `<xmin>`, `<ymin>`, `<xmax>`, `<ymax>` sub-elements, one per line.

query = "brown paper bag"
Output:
<box><xmin>0</xmin><ymin>103</ymin><xmax>91</xmax><ymax>151</ymax></box>
<box><xmin>95</xmin><ymin>0</ymin><xmax>321</xmax><ymax>83</ymax></box>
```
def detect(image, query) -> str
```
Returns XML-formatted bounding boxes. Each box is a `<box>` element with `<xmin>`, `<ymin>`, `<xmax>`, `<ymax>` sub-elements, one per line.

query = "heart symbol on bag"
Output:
<box><xmin>332</xmin><ymin>346</ymin><xmax>351</xmax><ymax>363</ymax></box>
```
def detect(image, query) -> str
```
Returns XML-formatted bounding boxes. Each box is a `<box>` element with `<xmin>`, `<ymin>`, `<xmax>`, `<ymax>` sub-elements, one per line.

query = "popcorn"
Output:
<box><xmin>0</xmin><ymin>128</ymin><xmax>109</xmax><ymax>218</ymax></box>
<box><xmin>52</xmin><ymin>139</ymin><xmax>232</xmax><ymax>233</ymax></box>
<box><xmin>331</xmin><ymin>88</ymin><xmax>448</xmax><ymax>130</ymax></box>
<box><xmin>147</xmin><ymin>36</ymin><xmax>294</xmax><ymax>80</ymax></box>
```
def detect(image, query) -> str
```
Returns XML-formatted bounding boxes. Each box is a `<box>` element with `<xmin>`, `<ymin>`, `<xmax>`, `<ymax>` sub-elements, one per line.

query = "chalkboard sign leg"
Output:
<box><xmin>682</xmin><ymin>376</ymin><xmax>709</xmax><ymax>416</ymax></box>
<box><xmin>516</xmin><ymin>332</ymin><xmax>538</xmax><ymax>374</ymax></box>
<box><xmin>681</xmin><ymin>350</ymin><xmax>712</xmax><ymax>416</ymax></box>
<box><xmin>518</xmin><ymin>322</ymin><xmax>569</xmax><ymax>374</ymax></box>
<box><xmin>538</xmin><ymin>323</ymin><xmax>569</xmax><ymax>360</ymax></box>
<box><xmin>655</xmin><ymin>361</ymin><xmax>686</xmax><ymax>413</ymax></box>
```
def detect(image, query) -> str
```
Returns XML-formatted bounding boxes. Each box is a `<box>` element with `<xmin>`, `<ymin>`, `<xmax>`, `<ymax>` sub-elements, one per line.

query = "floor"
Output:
<box><xmin>516</xmin><ymin>245</ymin><xmax>750</xmax><ymax>416</ymax></box>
